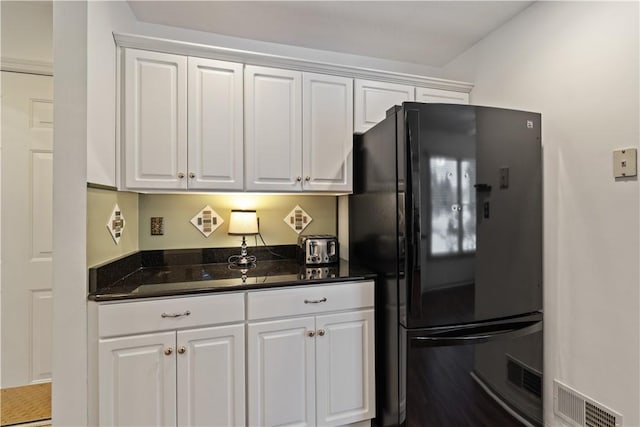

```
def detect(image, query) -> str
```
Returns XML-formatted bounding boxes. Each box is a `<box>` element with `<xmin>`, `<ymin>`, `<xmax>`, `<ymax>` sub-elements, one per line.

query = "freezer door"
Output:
<box><xmin>402</xmin><ymin>104</ymin><xmax>542</xmax><ymax>328</ymax></box>
<box><xmin>401</xmin><ymin>316</ymin><xmax>543</xmax><ymax>427</ymax></box>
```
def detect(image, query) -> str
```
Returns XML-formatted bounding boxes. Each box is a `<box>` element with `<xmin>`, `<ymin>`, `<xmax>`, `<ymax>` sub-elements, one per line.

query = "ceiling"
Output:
<box><xmin>127</xmin><ymin>1</ymin><xmax>534</xmax><ymax>68</ymax></box>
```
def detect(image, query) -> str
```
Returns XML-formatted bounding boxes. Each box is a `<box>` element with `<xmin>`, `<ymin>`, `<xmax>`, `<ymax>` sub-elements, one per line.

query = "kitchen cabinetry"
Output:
<box><xmin>303</xmin><ymin>73</ymin><xmax>353</xmax><ymax>192</ymax></box>
<box><xmin>122</xmin><ymin>49</ymin><xmax>243</xmax><ymax>190</ymax></box>
<box><xmin>245</xmin><ymin>66</ymin><xmax>353</xmax><ymax>192</ymax></box>
<box><xmin>415</xmin><ymin>86</ymin><xmax>470</xmax><ymax>104</ymax></box>
<box><xmin>96</xmin><ymin>293</ymin><xmax>245</xmax><ymax>426</ymax></box>
<box><xmin>354</xmin><ymin>79</ymin><xmax>470</xmax><ymax>133</ymax></box>
<box><xmin>247</xmin><ymin>281</ymin><xmax>375</xmax><ymax>426</ymax></box>
<box><xmin>354</xmin><ymin>79</ymin><xmax>414</xmax><ymax>133</ymax></box>
<box><xmin>187</xmin><ymin>57</ymin><xmax>244</xmax><ymax>190</ymax></box>
<box><xmin>123</xmin><ymin>48</ymin><xmax>187</xmax><ymax>190</ymax></box>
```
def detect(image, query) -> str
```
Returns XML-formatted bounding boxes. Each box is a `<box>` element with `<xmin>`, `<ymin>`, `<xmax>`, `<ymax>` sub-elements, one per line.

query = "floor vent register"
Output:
<box><xmin>554</xmin><ymin>380</ymin><xmax>622</xmax><ymax>427</ymax></box>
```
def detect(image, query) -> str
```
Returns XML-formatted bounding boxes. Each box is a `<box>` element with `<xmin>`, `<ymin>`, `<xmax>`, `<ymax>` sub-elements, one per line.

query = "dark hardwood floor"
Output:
<box><xmin>406</xmin><ymin>343</ymin><xmax>526</xmax><ymax>427</ymax></box>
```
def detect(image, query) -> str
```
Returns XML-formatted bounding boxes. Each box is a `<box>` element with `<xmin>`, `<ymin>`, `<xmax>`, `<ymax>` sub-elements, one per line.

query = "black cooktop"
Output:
<box><xmin>88</xmin><ymin>246</ymin><xmax>373</xmax><ymax>301</ymax></box>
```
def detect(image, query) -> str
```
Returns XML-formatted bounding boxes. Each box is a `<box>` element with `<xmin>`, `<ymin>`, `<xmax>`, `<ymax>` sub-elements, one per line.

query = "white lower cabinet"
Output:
<box><xmin>99</xmin><ymin>331</ymin><xmax>177</xmax><ymax>426</ymax></box>
<box><xmin>177</xmin><ymin>325</ymin><xmax>245</xmax><ymax>427</ymax></box>
<box><xmin>248</xmin><ymin>316</ymin><xmax>317</xmax><ymax>427</ymax></box>
<box><xmin>247</xmin><ymin>281</ymin><xmax>375</xmax><ymax>427</ymax></box>
<box><xmin>96</xmin><ymin>293</ymin><xmax>245</xmax><ymax>427</ymax></box>
<box><xmin>99</xmin><ymin>324</ymin><xmax>245</xmax><ymax>427</ymax></box>
<box><xmin>95</xmin><ymin>282</ymin><xmax>374</xmax><ymax>427</ymax></box>
<box><xmin>315</xmin><ymin>310</ymin><xmax>375</xmax><ymax>426</ymax></box>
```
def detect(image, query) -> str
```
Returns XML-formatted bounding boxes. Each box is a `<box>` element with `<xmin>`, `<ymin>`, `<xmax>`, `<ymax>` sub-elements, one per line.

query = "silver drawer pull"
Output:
<box><xmin>161</xmin><ymin>310</ymin><xmax>191</xmax><ymax>318</ymax></box>
<box><xmin>304</xmin><ymin>298</ymin><xmax>327</xmax><ymax>304</ymax></box>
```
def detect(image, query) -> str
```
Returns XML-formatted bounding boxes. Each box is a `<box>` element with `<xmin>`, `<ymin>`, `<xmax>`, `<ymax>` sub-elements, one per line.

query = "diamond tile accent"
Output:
<box><xmin>190</xmin><ymin>205</ymin><xmax>223</xmax><ymax>237</ymax></box>
<box><xmin>284</xmin><ymin>205</ymin><xmax>312</xmax><ymax>234</ymax></box>
<box><xmin>106</xmin><ymin>204</ymin><xmax>125</xmax><ymax>245</ymax></box>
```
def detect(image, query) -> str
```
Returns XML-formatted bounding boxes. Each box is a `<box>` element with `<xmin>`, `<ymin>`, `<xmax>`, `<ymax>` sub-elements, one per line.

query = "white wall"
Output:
<box><xmin>53</xmin><ymin>1</ymin><xmax>136</xmax><ymax>424</ymax></box>
<box><xmin>52</xmin><ymin>2</ymin><xmax>88</xmax><ymax>424</ymax></box>
<box><xmin>442</xmin><ymin>2</ymin><xmax>640</xmax><ymax>425</ymax></box>
<box><xmin>0</xmin><ymin>1</ymin><xmax>52</xmax><ymax>68</ymax></box>
<box><xmin>133</xmin><ymin>20</ymin><xmax>444</xmax><ymax>79</ymax></box>
<box><xmin>86</xmin><ymin>1</ymin><xmax>137</xmax><ymax>186</ymax></box>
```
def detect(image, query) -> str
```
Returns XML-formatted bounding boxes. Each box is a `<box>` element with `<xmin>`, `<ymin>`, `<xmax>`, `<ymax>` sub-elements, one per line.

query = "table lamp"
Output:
<box><xmin>227</xmin><ymin>209</ymin><xmax>259</xmax><ymax>267</ymax></box>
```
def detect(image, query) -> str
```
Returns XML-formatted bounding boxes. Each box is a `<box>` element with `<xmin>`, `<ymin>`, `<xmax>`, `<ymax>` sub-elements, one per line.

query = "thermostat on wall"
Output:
<box><xmin>613</xmin><ymin>148</ymin><xmax>637</xmax><ymax>178</ymax></box>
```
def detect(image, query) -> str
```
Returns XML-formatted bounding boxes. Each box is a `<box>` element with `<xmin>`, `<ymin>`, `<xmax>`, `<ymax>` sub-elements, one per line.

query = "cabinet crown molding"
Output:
<box><xmin>113</xmin><ymin>32</ymin><xmax>473</xmax><ymax>93</ymax></box>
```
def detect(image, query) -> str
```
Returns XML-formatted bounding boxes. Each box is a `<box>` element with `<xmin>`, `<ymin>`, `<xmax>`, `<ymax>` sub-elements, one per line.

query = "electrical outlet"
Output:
<box><xmin>613</xmin><ymin>148</ymin><xmax>637</xmax><ymax>178</ymax></box>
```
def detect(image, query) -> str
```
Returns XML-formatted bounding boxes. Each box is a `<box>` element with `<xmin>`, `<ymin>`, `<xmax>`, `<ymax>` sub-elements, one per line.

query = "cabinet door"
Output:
<box><xmin>354</xmin><ymin>79</ymin><xmax>414</xmax><ymax>133</ymax></box>
<box><xmin>188</xmin><ymin>57</ymin><xmax>244</xmax><ymax>190</ymax></box>
<box><xmin>315</xmin><ymin>310</ymin><xmax>375</xmax><ymax>426</ymax></box>
<box><xmin>99</xmin><ymin>331</ymin><xmax>177</xmax><ymax>426</ymax></box>
<box><xmin>415</xmin><ymin>87</ymin><xmax>469</xmax><ymax>104</ymax></box>
<box><xmin>245</xmin><ymin>65</ymin><xmax>302</xmax><ymax>191</ymax></box>
<box><xmin>123</xmin><ymin>48</ymin><xmax>187</xmax><ymax>189</ymax></box>
<box><xmin>248</xmin><ymin>317</ymin><xmax>316</xmax><ymax>427</ymax></box>
<box><xmin>177</xmin><ymin>324</ymin><xmax>245</xmax><ymax>427</ymax></box>
<box><xmin>302</xmin><ymin>73</ymin><xmax>353</xmax><ymax>192</ymax></box>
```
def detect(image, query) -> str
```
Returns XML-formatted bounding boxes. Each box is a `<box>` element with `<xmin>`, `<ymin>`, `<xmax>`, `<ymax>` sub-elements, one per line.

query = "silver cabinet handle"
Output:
<box><xmin>164</xmin><ymin>347</ymin><xmax>173</xmax><ymax>356</ymax></box>
<box><xmin>305</xmin><ymin>176</ymin><xmax>311</xmax><ymax>182</ymax></box>
<box><xmin>296</xmin><ymin>176</ymin><xmax>302</xmax><ymax>182</ymax></box>
<box><xmin>161</xmin><ymin>310</ymin><xmax>191</xmax><ymax>318</ymax></box>
<box><xmin>304</xmin><ymin>298</ymin><xmax>327</xmax><ymax>304</ymax></box>
<box><xmin>317</xmin><ymin>329</ymin><xmax>326</xmax><ymax>336</ymax></box>
<box><xmin>307</xmin><ymin>330</ymin><xmax>316</xmax><ymax>337</ymax></box>
<box><xmin>188</xmin><ymin>172</ymin><xmax>195</xmax><ymax>179</ymax></box>
<box><xmin>177</xmin><ymin>346</ymin><xmax>186</xmax><ymax>354</ymax></box>
<box><xmin>178</xmin><ymin>172</ymin><xmax>185</xmax><ymax>179</ymax></box>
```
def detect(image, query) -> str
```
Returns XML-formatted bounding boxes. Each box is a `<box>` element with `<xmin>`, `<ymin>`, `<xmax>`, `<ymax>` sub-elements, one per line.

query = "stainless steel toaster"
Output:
<box><xmin>297</xmin><ymin>234</ymin><xmax>339</xmax><ymax>265</ymax></box>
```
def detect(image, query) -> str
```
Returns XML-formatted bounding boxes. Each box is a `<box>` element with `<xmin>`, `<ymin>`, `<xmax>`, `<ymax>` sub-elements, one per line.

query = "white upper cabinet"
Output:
<box><xmin>415</xmin><ymin>87</ymin><xmax>470</xmax><ymax>104</ymax></box>
<box><xmin>122</xmin><ymin>50</ymin><xmax>243</xmax><ymax>191</ymax></box>
<box><xmin>245</xmin><ymin>66</ymin><xmax>353</xmax><ymax>192</ymax></box>
<box><xmin>188</xmin><ymin>57</ymin><xmax>244</xmax><ymax>190</ymax></box>
<box><xmin>354</xmin><ymin>79</ymin><xmax>414</xmax><ymax>133</ymax></box>
<box><xmin>117</xmin><ymin>39</ymin><xmax>471</xmax><ymax>193</ymax></box>
<box><xmin>303</xmin><ymin>73</ymin><xmax>353</xmax><ymax>192</ymax></box>
<box><xmin>123</xmin><ymin>49</ymin><xmax>188</xmax><ymax>189</ymax></box>
<box><xmin>245</xmin><ymin>65</ymin><xmax>303</xmax><ymax>191</ymax></box>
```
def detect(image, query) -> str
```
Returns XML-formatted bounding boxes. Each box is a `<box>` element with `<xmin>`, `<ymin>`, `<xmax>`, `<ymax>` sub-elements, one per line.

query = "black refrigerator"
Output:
<box><xmin>349</xmin><ymin>103</ymin><xmax>543</xmax><ymax>427</ymax></box>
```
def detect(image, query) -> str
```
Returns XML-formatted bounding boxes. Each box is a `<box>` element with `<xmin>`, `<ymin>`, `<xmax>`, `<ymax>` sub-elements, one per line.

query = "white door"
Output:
<box><xmin>354</xmin><ymin>79</ymin><xmax>414</xmax><ymax>133</ymax></box>
<box><xmin>302</xmin><ymin>73</ymin><xmax>353</xmax><ymax>192</ymax></box>
<box><xmin>415</xmin><ymin>87</ymin><xmax>470</xmax><ymax>104</ymax></box>
<box><xmin>248</xmin><ymin>316</ymin><xmax>316</xmax><ymax>427</ymax></box>
<box><xmin>98</xmin><ymin>331</ymin><xmax>177</xmax><ymax>427</ymax></box>
<box><xmin>188</xmin><ymin>57</ymin><xmax>244</xmax><ymax>190</ymax></box>
<box><xmin>315</xmin><ymin>310</ymin><xmax>376</xmax><ymax>426</ymax></box>
<box><xmin>1</xmin><ymin>72</ymin><xmax>53</xmax><ymax>387</ymax></box>
<box><xmin>245</xmin><ymin>65</ymin><xmax>302</xmax><ymax>191</ymax></box>
<box><xmin>177</xmin><ymin>324</ymin><xmax>245</xmax><ymax>427</ymax></box>
<box><xmin>123</xmin><ymin>48</ymin><xmax>187</xmax><ymax>190</ymax></box>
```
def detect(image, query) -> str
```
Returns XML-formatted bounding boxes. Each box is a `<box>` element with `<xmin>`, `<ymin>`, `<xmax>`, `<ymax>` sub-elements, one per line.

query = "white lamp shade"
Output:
<box><xmin>228</xmin><ymin>210</ymin><xmax>259</xmax><ymax>235</ymax></box>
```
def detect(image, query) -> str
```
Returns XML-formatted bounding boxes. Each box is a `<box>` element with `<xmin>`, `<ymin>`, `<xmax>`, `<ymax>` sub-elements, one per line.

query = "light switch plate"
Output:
<box><xmin>150</xmin><ymin>217</ymin><xmax>164</xmax><ymax>235</ymax></box>
<box><xmin>613</xmin><ymin>148</ymin><xmax>637</xmax><ymax>178</ymax></box>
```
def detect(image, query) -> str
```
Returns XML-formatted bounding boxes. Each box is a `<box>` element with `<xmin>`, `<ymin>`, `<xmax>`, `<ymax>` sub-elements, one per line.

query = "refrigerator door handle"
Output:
<box><xmin>410</xmin><ymin>320</ymin><xmax>542</xmax><ymax>347</ymax></box>
<box><xmin>405</xmin><ymin>110</ymin><xmax>422</xmax><ymax>318</ymax></box>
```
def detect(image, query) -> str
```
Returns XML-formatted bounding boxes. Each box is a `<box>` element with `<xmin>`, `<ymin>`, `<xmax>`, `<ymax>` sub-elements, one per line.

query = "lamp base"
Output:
<box><xmin>228</xmin><ymin>235</ymin><xmax>257</xmax><ymax>267</ymax></box>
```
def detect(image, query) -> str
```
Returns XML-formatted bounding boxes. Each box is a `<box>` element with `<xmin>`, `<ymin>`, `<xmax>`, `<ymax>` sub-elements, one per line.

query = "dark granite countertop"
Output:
<box><xmin>88</xmin><ymin>246</ymin><xmax>375</xmax><ymax>301</ymax></box>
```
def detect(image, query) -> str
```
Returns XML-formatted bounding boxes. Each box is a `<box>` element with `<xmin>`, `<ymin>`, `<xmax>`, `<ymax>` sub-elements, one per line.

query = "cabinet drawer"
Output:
<box><xmin>247</xmin><ymin>280</ymin><xmax>374</xmax><ymax>320</ymax></box>
<box><xmin>98</xmin><ymin>293</ymin><xmax>244</xmax><ymax>337</ymax></box>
